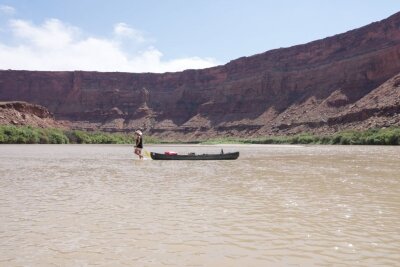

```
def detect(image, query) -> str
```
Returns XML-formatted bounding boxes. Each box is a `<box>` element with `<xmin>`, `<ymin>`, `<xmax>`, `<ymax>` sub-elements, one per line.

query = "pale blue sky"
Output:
<box><xmin>0</xmin><ymin>0</ymin><xmax>399</xmax><ymax>72</ymax></box>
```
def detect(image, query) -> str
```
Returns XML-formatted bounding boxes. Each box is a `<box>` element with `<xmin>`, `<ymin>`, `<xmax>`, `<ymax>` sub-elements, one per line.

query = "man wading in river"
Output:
<box><xmin>134</xmin><ymin>130</ymin><xmax>143</xmax><ymax>159</ymax></box>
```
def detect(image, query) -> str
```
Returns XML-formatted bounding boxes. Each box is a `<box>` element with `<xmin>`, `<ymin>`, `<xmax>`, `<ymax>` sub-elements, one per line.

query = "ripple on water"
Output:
<box><xmin>0</xmin><ymin>144</ymin><xmax>399</xmax><ymax>266</ymax></box>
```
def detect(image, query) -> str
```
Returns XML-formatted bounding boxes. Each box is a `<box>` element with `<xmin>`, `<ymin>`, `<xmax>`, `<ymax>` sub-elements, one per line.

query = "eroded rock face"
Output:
<box><xmin>0</xmin><ymin>101</ymin><xmax>68</xmax><ymax>128</ymax></box>
<box><xmin>1</xmin><ymin>12</ymin><xmax>400</xmax><ymax>139</ymax></box>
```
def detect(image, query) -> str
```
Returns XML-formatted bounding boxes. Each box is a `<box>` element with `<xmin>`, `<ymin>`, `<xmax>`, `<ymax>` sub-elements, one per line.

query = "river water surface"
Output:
<box><xmin>0</xmin><ymin>144</ymin><xmax>399</xmax><ymax>266</ymax></box>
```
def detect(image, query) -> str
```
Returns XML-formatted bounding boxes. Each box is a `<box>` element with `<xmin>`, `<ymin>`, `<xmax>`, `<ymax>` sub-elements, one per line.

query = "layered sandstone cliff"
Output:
<box><xmin>0</xmin><ymin>101</ymin><xmax>67</xmax><ymax>128</ymax></box>
<box><xmin>1</xmin><ymin>12</ymin><xmax>400</xmax><ymax>139</ymax></box>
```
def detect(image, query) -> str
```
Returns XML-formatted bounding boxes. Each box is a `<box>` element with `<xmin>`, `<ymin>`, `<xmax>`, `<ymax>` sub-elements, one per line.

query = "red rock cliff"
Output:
<box><xmin>0</xmin><ymin>101</ymin><xmax>67</xmax><ymax>128</ymax></box>
<box><xmin>1</xmin><ymin>12</ymin><xmax>400</xmax><ymax>139</ymax></box>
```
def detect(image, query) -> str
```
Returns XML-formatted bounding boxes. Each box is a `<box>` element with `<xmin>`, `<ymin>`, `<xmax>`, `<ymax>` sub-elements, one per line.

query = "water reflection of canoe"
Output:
<box><xmin>150</xmin><ymin>151</ymin><xmax>239</xmax><ymax>160</ymax></box>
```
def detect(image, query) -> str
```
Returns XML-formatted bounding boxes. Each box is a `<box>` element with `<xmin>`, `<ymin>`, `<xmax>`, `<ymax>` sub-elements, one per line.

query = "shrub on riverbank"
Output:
<box><xmin>0</xmin><ymin>125</ymin><xmax>399</xmax><ymax>145</ymax></box>
<box><xmin>0</xmin><ymin>126</ymin><xmax>134</xmax><ymax>144</ymax></box>
<box><xmin>65</xmin><ymin>130</ymin><xmax>134</xmax><ymax>144</ymax></box>
<box><xmin>0</xmin><ymin>126</ymin><xmax>69</xmax><ymax>144</ymax></box>
<box><xmin>328</xmin><ymin>128</ymin><xmax>400</xmax><ymax>145</ymax></box>
<box><xmin>0</xmin><ymin>126</ymin><xmax>161</xmax><ymax>145</ymax></box>
<box><xmin>203</xmin><ymin>127</ymin><xmax>400</xmax><ymax>145</ymax></box>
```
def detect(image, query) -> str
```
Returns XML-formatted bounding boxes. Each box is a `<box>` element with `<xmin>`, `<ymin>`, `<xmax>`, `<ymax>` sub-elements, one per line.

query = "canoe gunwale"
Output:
<box><xmin>150</xmin><ymin>152</ymin><xmax>239</xmax><ymax>160</ymax></box>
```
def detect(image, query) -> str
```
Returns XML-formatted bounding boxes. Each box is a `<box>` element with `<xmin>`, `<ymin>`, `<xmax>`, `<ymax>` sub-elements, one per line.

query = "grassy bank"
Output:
<box><xmin>0</xmin><ymin>125</ymin><xmax>399</xmax><ymax>145</ymax></box>
<box><xmin>203</xmin><ymin>128</ymin><xmax>400</xmax><ymax>145</ymax></box>
<box><xmin>0</xmin><ymin>126</ymin><xmax>136</xmax><ymax>144</ymax></box>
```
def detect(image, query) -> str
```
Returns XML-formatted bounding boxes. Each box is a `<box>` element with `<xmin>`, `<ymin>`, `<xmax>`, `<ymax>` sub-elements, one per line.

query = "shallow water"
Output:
<box><xmin>0</xmin><ymin>144</ymin><xmax>399</xmax><ymax>266</ymax></box>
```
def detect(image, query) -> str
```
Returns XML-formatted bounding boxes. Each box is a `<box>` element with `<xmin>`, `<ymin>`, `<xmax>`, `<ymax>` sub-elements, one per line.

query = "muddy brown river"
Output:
<box><xmin>0</xmin><ymin>144</ymin><xmax>399</xmax><ymax>266</ymax></box>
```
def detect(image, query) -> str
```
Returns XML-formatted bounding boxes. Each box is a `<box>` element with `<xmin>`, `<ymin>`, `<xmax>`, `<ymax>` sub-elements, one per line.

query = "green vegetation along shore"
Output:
<box><xmin>203</xmin><ymin>128</ymin><xmax>400</xmax><ymax>145</ymax></box>
<box><xmin>0</xmin><ymin>125</ymin><xmax>399</xmax><ymax>145</ymax></box>
<box><xmin>0</xmin><ymin>126</ymin><xmax>132</xmax><ymax>144</ymax></box>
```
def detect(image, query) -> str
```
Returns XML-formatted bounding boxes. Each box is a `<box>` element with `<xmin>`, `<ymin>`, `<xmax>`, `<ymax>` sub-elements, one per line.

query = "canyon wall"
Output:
<box><xmin>1</xmin><ymin>12</ymin><xmax>400</xmax><ymax>139</ymax></box>
<box><xmin>0</xmin><ymin>101</ymin><xmax>67</xmax><ymax>128</ymax></box>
